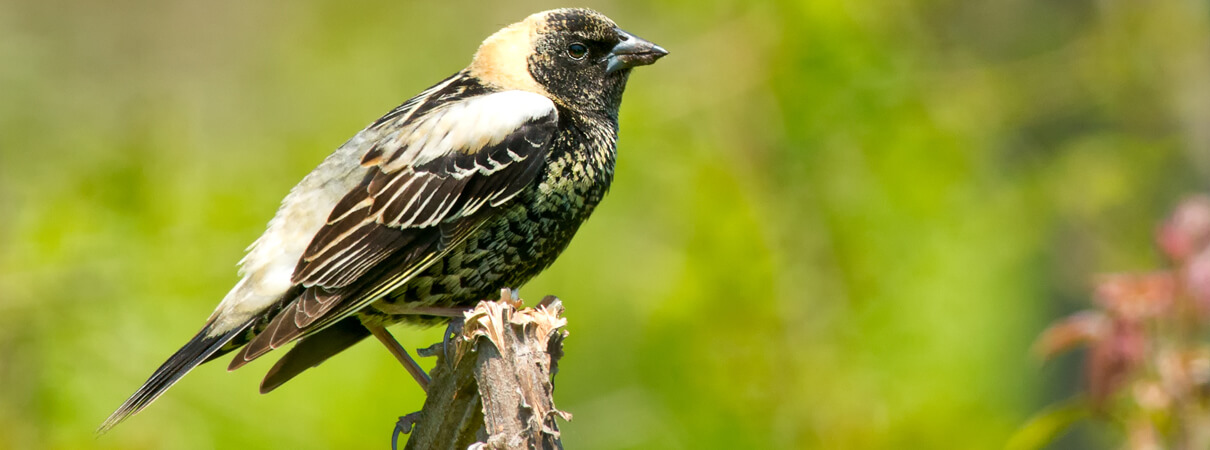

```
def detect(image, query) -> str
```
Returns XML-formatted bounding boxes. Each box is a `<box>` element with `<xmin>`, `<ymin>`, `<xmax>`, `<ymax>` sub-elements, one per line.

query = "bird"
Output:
<box><xmin>99</xmin><ymin>8</ymin><xmax>666</xmax><ymax>433</ymax></box>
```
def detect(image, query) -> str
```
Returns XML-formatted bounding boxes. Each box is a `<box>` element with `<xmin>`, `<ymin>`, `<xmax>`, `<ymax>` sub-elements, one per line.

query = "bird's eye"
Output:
<box><xmin>567</xmin><ymin>43</ymin><xmax>588</xmax><ymax>60</ymax></box>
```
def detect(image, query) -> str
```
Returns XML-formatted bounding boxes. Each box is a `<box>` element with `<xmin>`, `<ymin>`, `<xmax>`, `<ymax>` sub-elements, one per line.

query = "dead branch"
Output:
<box><xmin>399</xmin><ymin>294</ymin><xmax>570</xmax><ymax>450</ymax></box>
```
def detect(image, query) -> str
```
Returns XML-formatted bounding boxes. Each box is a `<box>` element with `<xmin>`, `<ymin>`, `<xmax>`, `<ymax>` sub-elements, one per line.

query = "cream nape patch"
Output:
<box><xmin>467</xmin><ymin>13</ymin><xmax>548</xmax><ymax>95</ymax></box>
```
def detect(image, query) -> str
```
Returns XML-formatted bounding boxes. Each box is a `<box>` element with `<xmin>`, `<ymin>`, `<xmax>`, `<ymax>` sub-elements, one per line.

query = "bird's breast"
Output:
<box><xmin>370</xmin><ymin>126</ymin><xmax>616</xmax><ymax>317</ymax></box>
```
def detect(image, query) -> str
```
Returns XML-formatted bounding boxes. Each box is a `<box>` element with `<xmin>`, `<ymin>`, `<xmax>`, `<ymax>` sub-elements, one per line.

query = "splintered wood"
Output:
<box><xmin>401</xmin><ymin>293</ymin><xmax>570</xmax><ymax>450</ymax></box>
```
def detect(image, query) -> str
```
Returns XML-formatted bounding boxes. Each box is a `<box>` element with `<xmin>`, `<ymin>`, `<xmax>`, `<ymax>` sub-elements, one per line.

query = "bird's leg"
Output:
<box><xmin>366</xmin><ymin>324</ymin><xmax>431</xmax><ymax>391</ymax></box>
<box><xmin>370</xmin><ymin>288</ymin><xmax>520</xmax><ymax>392</ymax></box>
<box><xmin>442</xmin><ymin>319</ymin><xmax>458</xmax><ymax>367</ymax></box>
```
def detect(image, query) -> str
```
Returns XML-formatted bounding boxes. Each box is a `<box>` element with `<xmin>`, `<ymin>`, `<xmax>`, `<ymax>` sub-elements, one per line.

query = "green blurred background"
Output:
<box><xmin>2</xmin><ymin>0</ymin><xmax>1208</xmax><ymax>448</ymax></box>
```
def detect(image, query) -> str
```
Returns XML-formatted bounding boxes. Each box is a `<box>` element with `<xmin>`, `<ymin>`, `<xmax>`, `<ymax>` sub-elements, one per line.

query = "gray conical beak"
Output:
<box><xmin>605</xmin><ymin>29</ymin><xmax>668</xmax><ymax>73</ymax></box>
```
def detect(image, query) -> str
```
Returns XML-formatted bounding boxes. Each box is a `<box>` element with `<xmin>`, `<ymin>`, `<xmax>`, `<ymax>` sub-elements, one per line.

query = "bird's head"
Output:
<box><xmin>469</xmin><ymin>9</ymin><xmax>667</xmax><ymax>115</ymax></box>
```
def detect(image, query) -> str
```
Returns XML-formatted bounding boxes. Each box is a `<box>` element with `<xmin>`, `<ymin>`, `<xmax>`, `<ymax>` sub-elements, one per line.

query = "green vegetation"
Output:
<box><xmin>1</xmin><ymin>1</ymin><xmax>1206</xmax><ymax>448</ymax></box>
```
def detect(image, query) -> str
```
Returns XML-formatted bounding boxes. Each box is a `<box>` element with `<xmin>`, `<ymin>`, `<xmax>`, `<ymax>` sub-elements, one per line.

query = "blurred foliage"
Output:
<box><xmin>1</xmin><ymin>0</ymin><xmax>1207</xmax><ymax>448</ymax></box>
<box><xmin>1024</xmin><ymin>197</ymin><xmax>1210</xmax><ymax>450</ymax></box>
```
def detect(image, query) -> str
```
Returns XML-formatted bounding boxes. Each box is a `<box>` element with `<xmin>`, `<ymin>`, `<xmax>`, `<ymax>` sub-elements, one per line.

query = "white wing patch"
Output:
<box><xmin>381</xmin><ymin>91</ymin><xmax>555</xmax><ymax>173</ymax></box>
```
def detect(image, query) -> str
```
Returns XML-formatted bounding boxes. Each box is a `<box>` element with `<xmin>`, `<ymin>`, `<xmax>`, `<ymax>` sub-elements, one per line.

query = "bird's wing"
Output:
<box><xmin>229</xmin><ymin>88</ymin><xmax>559</xmax><ymax>368</ymax></box>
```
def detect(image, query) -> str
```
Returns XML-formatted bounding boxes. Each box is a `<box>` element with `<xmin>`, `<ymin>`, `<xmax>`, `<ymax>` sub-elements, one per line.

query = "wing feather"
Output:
<box><xmin>229</xmin><ymin>88</ymin><xmax>558</xmax><ymax>368</ymax></box>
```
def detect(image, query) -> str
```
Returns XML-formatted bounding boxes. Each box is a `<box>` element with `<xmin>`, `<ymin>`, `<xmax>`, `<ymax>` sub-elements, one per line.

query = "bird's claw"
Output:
<box><xmin>443</xmin><ymin>318</ymin><xmax>464</xmax><ymax>368</ymax></box>
<box><xmin>391</xmin><ymin>411</ymin><xmax>422</xmax><ymax>450</ymax></box>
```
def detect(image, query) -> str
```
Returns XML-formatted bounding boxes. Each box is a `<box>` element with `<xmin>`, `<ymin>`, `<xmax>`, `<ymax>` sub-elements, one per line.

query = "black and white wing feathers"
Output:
<box><xmin>229</xmin><ymin>86</ymin><xmax>558</xmax><ymax>368</ymax></box>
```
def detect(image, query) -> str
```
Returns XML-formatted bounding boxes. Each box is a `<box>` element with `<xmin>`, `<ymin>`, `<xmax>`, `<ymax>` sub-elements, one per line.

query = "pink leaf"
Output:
<box><xmin>1158</xmin><ymin>196</ymin><xmax>1210</xmax><ymax>263</ymax></box>
<box><xmin>1094</xmin><ymin>273</ymin><xmax>1176</xmax><ymax>321</ymax></box>
<box><xmin>1034</xmin><ymin>310</ymin><xmax>1110</xmax><ymax>360</ymax></box>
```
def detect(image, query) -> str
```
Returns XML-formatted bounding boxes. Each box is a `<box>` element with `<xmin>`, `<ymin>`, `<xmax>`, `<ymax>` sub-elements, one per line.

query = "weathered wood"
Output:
<box><xmin>397</xmin><ymin>319</ymin><xmax>486</xmax><ymax>450</ymax></box>
<box><xmin>399</xmin><ymin>294</ymin><xmax>570</xmax><ymax>450</ymax></box>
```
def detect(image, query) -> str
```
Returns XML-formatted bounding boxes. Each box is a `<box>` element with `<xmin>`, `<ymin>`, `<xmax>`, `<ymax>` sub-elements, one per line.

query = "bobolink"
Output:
<box><xmin>100</xmin><ymin>8</ymin><xmax>665</xmax><ymax>432</ymax></box>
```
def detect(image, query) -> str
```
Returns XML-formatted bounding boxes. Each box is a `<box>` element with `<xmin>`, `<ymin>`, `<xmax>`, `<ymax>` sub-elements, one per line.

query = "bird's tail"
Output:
<box><xmin>259</xmin><ymin>316</ymin><xmax>370</xmax><ymax>394</ymax></box>
<box><xmin>97</xmin><ymin>320</ymin><xmax>254</xmax><ymax>434</ymax></box>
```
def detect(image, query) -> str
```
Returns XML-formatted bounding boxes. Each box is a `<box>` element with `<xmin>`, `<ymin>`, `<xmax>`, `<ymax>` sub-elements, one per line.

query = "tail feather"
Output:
<box><xmin>97</xmin><ymin>320</ymin><xmax>254</xmax><ymax>434</ymax></box>
<box><xmin>259</xmin><ymin>316</ymin><xmax>370</xmax><ymax>394</ymax></box>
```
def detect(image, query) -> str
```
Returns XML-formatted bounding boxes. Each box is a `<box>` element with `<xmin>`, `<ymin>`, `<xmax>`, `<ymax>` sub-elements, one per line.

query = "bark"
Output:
<box><xmin>399</xmin><ymin>295</ymin><xmax>570</xmax><ymax>450</ymax></box>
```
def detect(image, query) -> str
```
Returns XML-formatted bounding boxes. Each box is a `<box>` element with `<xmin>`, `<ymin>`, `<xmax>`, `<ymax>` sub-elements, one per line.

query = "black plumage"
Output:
<box><xmin>100</xmin><ymin>7</ymin><xmax>666</xmax><ymax>432</ymax></box>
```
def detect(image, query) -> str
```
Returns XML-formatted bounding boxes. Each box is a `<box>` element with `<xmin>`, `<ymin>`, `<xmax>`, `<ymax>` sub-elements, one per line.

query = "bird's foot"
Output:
<box><xmin>392</xmin><ymin>412</ymin><xmax>422</xmax><ymax>450</ymax></box>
